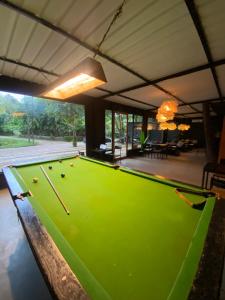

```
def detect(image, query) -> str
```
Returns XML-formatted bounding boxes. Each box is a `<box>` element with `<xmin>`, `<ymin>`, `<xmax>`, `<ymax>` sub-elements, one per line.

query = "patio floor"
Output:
<box><xmin>0</xmin><ymin>138</ymin><xmax>85</xmax><ymax>169</ymax></box>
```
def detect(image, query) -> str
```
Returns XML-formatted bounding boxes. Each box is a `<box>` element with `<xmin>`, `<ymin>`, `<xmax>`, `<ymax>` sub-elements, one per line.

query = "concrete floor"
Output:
<box><xmin>121</xmin><ymin>150</ymin><xmax>206</xmax><ymax>187</ymax></box>
<box><xmin>0</xmin><ymin>189</ymin><xmax>52</xmax><ymax>300</ymax></box>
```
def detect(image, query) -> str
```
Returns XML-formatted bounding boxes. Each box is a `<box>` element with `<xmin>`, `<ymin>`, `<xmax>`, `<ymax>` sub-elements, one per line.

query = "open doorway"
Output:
<box><xmin>114</xmin><ymin>112</ymin><xmax>128</xmax><ymax>158</ymax></box>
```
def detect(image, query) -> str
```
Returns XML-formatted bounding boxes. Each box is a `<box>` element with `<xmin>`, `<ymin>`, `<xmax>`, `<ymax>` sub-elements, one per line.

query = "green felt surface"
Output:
<box><xmin>12</xmin><ymin>157</ymin><xmax>215</xmax><ymax>300</ymax></box>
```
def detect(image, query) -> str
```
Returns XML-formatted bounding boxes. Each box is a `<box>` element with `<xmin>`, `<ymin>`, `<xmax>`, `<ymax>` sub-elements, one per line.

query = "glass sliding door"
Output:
<box><xmin>105</xmin><ymin>110</ymin><xmax>112</xmax><ymax>149</ymax></box>
<box><xmin>133</xmin><ymin>115</ymin><xmax>143</xmax><ymax>149</ymax></box>
<box><xmin>127</xmin><ymin>114</ymin><xmax>133</xmax><ymax>150</ymax></box>
<box><xmin>114</xmin><ymin>112</ymin><xmax>128</xmax><ymax>158</ymax></box>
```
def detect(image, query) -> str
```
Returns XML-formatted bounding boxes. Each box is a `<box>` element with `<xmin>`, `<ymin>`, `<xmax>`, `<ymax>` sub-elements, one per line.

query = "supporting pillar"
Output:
<box><xmin>203</xmin><ymin>103</ymin><xmax>216</xmax><ymax>162</ymax></box>
<box><xmin>85</xmin><ymin>102</ymin><xmax>105</xmax><ymax>156</ymax></box>
<box><xmin>142</xmin><ymin>112</ymin><xmax>148</xmax><ymax>138</ymax></box>
<box><xmin>218</xmin><ymin>116</ymin><xmax>225</xmax><ymax>163</ymax></box>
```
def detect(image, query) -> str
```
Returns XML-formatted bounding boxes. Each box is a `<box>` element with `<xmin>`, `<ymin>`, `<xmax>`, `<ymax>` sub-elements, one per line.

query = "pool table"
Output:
<box><xmin>3</xmin><ymin>156</ymin><xmax>215</xmax><ymax>300</ymax></box>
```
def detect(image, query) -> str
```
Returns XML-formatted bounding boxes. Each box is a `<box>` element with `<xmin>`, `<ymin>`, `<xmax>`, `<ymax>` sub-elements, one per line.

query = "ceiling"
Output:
<box><xmin>0</xmin><ymin>0</ymin><xmax>225</xmax><ymax>118</ymax></box>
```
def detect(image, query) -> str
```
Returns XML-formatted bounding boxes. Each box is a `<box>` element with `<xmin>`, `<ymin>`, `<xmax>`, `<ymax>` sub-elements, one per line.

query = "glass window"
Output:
<box><xmin>0</xmin><ymin>92</ymin><xmax>85</xmax><ymax>168</ymax></box>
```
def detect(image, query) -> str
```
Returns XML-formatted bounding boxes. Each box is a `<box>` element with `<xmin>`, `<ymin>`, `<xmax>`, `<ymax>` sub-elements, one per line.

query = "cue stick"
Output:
<box><xmin>40</xmin><ymin>165</ymin><xmax>70</xmax><ymax>215</ymax></box>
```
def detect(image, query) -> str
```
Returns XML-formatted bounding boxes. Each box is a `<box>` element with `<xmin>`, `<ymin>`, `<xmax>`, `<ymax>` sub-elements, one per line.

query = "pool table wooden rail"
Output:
<box><xmin>2</xmin><ymin>166</ymin><xmax>90</xmax><ymax>300</ymax></box>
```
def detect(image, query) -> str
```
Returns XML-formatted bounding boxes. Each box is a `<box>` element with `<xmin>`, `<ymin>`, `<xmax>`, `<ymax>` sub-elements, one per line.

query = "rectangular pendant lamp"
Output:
<box><xmin>40</xmin><ymin>57</ymin><xmax>107</xmax><ymax>100</ymax></box>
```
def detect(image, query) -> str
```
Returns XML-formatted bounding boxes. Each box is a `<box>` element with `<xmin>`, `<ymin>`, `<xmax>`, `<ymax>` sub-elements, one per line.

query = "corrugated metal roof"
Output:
<box><xmin>159</xmin><ymin>69</ymin><xmax>219</xmax><ymax>102</ymax></box>
<box><xmin>122</xmin><ymin>85</ymin><xmax>177</xmax><ymax>107</ymax></box>
<box><xmin>0</xmin><ymin>0</ymin><xmax>224</xmax><ymax>115</ymax></box>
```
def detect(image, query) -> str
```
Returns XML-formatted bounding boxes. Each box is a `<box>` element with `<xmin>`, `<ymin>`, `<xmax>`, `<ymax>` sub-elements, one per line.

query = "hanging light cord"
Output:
<box><xmin>94</xmin><ymin>0</ymin><xmax>127</xmax><ymax>58</ymax></box>
<box><xmin>41</xmin><ymin>0</ymin><xmax>127</xmax><ymax>83</ymax></box>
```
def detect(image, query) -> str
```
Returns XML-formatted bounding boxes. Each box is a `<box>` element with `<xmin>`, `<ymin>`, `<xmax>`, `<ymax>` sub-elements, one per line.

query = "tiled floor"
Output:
<box><xmin>121</xmin><ymin>150</ymin><xmax>206</xmax><ymax>187</ymax></box>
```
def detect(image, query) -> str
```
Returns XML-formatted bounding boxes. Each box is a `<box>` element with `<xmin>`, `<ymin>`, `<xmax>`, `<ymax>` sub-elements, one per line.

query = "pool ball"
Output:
<box><xmin>32</xmin><ymin>177</ymin><xmax>38</xmax><ymax>183</ymax></box>
<box><xmin>48</xmin><ymin>166</ymin><xmax>52</xmax><ymax>170</ymax></box>
<box><xmin>59</xmin><ymin>160</ymin><xmax>62</xmax><ymax>163</ymax></box>
<box><xmin>61</xmin><ymin>173</ymin><xmax>65</xmax><ymax>178</ymax></box>
<box><xmin>70</xmin><ymin>163</ymin><xmax>74</xmax><ymax>167</ymax></box>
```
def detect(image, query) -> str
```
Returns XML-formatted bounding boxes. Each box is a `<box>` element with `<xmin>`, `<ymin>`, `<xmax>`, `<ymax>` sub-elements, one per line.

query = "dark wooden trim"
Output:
<box><xmin>0</xmin><ymin>0</ymin><xmax>147</xmax><ymax>82</ymax></box>
<box><xmin>177</xmin><ymin>112</ymin><xmax>203</xmax><ymax>116</ymax></box>
<box><xmin>99</xmin><ymin>58</ymin><xmax>225</xmax><ymax>99</ymax></box>
<box><xmin>2</xmin><ymin>166</ymin><xmax>90</xmax><ymax>300</ymax></box>
<box><xmin>185</xmin><ymin>0</ymin><xmax>223</xmax><ymax>100</ymax></box>
<box><xmin>1</xmin><ymin>53</ymin><xmax>224</xmax><ymax>111</ymax></box>
<box><xmin>179</xmin><ymin>98</ymin><xmax>225</xmax><ymax>107</ymax></box>
<box><xmin>106</xmin><ymin>93</ymin><xmax>157</xmax><ymax>109</ymax></box>
<box><xmin>0</xmin><ymin>56</ymin><xmax>58</xmax><ymax>77</ymax></box>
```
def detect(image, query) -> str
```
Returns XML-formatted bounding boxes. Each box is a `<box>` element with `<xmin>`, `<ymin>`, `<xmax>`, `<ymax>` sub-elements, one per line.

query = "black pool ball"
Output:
<box><xmin>61</xmin><ymin>173</ymin><xmax>65</xmax><ymax>178</ymax></box>
<box><xmin>48</xmin><ymin>166</ymin><xmax>52</xmax><ymax>170</ymax></box>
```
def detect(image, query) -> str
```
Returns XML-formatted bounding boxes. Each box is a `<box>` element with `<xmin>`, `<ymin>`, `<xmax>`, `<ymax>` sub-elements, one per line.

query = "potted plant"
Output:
<box><xmin>140</xmin><ymin>131</ymin><xmax>149</xmax><ymax>154</ymax></box>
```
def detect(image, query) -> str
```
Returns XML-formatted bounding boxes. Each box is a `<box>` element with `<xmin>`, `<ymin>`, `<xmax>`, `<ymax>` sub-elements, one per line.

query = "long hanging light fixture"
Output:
<box><xmin>40</xmin><ymin>0</ymin><xmax>127</xmax><ymax>101</ymax></box>
<box><xmin>40</xmin><ymin>57</ymin><xmax>107</xmax><ymax>100</ymax></box>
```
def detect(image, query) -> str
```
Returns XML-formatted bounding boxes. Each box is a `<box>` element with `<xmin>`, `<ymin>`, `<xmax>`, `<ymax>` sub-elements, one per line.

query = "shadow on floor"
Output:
<box><xmin>7</xmin><ymin>238</ymin><xmax>52</xmax><ymax>300</ymax></box>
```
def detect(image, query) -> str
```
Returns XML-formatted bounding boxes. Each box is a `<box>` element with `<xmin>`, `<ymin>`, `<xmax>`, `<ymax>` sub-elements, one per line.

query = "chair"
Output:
<box><xmin>201</xmin><ymin>162</ymin><xmax>218</xmax><ymax>189</ymax></box>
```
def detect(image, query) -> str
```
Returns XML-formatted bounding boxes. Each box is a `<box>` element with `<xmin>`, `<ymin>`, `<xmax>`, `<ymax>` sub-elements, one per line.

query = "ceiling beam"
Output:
<box><xmin>0</xmin><ymin>56</ymin><xmax>58</xmax><ymax>77</ymax></box>
<box><xmin>0</xmin><ymin>75</ymin><xmax>44</xmax><ymax>95</ymax></box>
<box><xmin>179</xmin><ymin>97</ymin><xmax>225</xmax><ymax>106</ymax></box>
<box><xmin>0</xmin><ymin>0</ymin><xmax>149</xmax><ymax>82</ymax></box>
<box><xmin>99</xmin><ymin>58</ymin><xmax>225</xmax><ymax>97</ymax></box>
<box><xmin>176</xmin><ymin>112</ymin><xmax>202</xmax><ymax>116</ymax></box>
<box><xmin>97</xmin><ymin>87</ymin><xmax>157</xmax><ymax>109</ymax></box>
<box><xmin>0</xmin><ymin>0</ymin><xmax>200</xmax><ymax>113</ymax></box>
<box><xmin>185</xmin><ymin>0</ymin><xmax>222</xmax><ymax>100</ymax></box>
<box><xmin>2</xmin><ymin>55</ymin><xmax>222</xmax><ymax>112</ymax></box>
<box><xmin>0</xmin><ymin>56</ymin><xmax>156</xmax><ymax>109</ymax></box>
